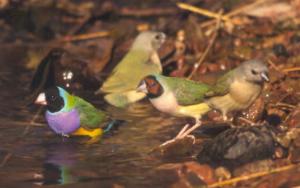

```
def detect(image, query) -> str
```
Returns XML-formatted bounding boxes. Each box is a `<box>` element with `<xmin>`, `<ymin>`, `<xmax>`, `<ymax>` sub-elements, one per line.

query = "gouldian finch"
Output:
<box><xmin>29</xmin><ymin>48</ymin><xmax>119</xmax><ymax>143</ymax></box>
<box><xmin>204</xmin><ymin>59</ymin><xmax>269</xmax><ymax>120</ymax></box>
<box><xmin>35</xmin><ymin>86</ymin><xmax>114</xmax><ymax>143</ymax></box>
<box><xmin>137</xmin><ymin>74</ymin><xmax>212</xmax><ymax>144</ymax></box>
<box><xmin>97</xmin><ymin>31</ymin><xmax>166</xmax><ymax>108</ymax></box>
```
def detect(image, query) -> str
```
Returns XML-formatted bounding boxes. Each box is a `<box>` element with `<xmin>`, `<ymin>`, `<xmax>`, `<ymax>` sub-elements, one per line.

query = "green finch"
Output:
<box><xmin>97</xmin><ymin>31</ymin><xmax>166</xmax><ymax>108</ymax></box>
<box><xmin>137</xmin><ymin>74</ymin><xmax>211</xmax><ymax>144</ymax></box>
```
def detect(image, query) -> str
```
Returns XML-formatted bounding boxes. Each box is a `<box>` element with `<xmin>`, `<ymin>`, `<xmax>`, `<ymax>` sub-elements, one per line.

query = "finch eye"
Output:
<box><xmin>251</xmin><ymin>69</ymin><xmax>258</xmax><ymax>75</ymax></box>
<box><xmin>51</xmin><ymin>95</ymin><xmax>57</xmax><ymax>101</ymax></box>
<box><xmin>155</xmin><ymin>34</ymin><xmax>161</xmax><ymax>41</ymax></box>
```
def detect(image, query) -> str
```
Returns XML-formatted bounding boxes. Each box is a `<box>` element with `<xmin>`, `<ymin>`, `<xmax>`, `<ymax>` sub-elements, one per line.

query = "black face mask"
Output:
<box><xmin>45</xmin><ymin>87</ymin><xmax>64</xmax><ymax>113</ymax></box>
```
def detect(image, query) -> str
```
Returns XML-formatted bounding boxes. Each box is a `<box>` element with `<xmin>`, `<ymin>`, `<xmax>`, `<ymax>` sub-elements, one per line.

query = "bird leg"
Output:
<box><xmin>159</xmin><ymin>124</ymin><xmax>190</xmax><ymax>147</ymax></box>
<box><xmin>175</xmin><ymin>124</ymin><xmax>190</xmax><ymax>139</ymax></box>
<box><xmin>159</xmin><ymin>120</ymin><xmax>201</xmax><ymax>147</ymax></box>
<box><xmin>177</xmin><ymin>120</ymin><xmax>201</xmax><ymax>139</ymax></box>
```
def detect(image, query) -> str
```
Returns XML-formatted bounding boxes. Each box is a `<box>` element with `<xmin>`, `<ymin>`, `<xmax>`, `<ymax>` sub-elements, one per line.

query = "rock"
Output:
<box><xmin>197</xmin><ymin>125</ymin><xmax>286</xmax><ymax>169</ymax></box>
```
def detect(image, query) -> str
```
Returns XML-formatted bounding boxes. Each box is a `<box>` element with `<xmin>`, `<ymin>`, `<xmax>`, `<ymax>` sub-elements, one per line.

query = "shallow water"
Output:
<box><xmin>0</xmin><ymin>47</ymin><xmax>191</xmax><ymax>187</ymax></box>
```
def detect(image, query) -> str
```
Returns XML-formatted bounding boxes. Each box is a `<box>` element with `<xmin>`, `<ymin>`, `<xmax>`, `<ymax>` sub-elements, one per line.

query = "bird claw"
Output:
<box><xmin>159</xmin><ymin>123</ymin><xmax>200</xmax><ymax>147</ymax></box>
<box><xmin>159</xmin><ymin>134</ymin><xmax>196</xmax><ymax>149</ymax></box>
<box><xmin>159</xmin><ymin>138</ymin><xmax>176</xmax><ymax>147</ymax></box>
<box><xmin>186</xmin><ymin>135</ymin><xmax>196</xmax><ymax>144</ymax></box>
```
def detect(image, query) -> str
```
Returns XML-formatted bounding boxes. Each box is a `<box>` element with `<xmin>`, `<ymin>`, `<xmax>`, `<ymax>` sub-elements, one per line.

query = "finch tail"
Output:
<box><xmin>104</xmin><ymin>120</ymin><xmax>125</xmax><ymax>133</ymax></box>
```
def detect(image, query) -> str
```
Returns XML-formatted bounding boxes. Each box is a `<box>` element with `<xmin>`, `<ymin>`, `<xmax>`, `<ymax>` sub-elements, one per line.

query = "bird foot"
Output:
<box><xmin>159</xmin><ymin>138</ymin><xmax>177</xmax><ymax>147</ymax></box>
<box><xmin>175</xmin><ymin>121</ymin><xmax>202</xmax><ymax>139</ymax></box>
<box><xmin>159</xmin><ymin>123</ymin><xmax>200</xmax><ymax>147</ymax></box>
<box><xmin>159</xmin><ymin>135</ymin><xmax>196</xmax><ymax>148</ymax></box>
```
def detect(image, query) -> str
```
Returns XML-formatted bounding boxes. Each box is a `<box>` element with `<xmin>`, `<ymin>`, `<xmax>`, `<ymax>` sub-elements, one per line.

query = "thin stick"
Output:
<box><xmin>208</xmin><ymin>164</ymin><xmax>299</xmax><ymax>188</ymax></box>
<box><xmin>225</xmin><ymin>0</ymin><xmax>266</xmax><ymax>17</ymax></box>
<box><xmin>282</xmin><ymin>67</ymin><xmax>300</xmax><ymax>73</ymax></box>
<box><xmin>200</xmin><ymin>0</ymin><xmax>267</xmax><ymax>28</ymax></box>
<box><xmin>177</xmin><ymin>3</ymin><xmax>230</xmax><ymax>21</ymax></box>
<box><xmin>274</xmin><ymin>102</ymin><xmax>296</xmax><ymax>109</ymax></box>
<box><xmin>60</xmin><ymin>31</ymin><xmax>110</xmax><ymax>42</ymax></box>
<box><xmin>120</xmin><ymin>7</ymin><xmax>177</xmax><ymax>17</ymax></box>
<box><xmin>267</xmin><ymin>59</ymin><xmax>282</xmax><ymax>73</ymax></box>
<box><xmin>188</xmin><ymin>13</ymin><xmax>221</xmax><ymax>79</ymax></box>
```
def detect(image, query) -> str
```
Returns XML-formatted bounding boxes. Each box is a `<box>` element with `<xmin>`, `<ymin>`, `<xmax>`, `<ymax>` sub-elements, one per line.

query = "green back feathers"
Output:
<box><xmin>73</xmin><ymin>96</ymin><xmax>107</xmax><ymax>129</ymax></box>
<box><xmin>101</xmin><ymin>49</ymin><xmax>161</xmax><ymax>93</ymax></box>
<box><xmin>155</xmin><ymin>75</ymin><xmax>212</xmax><ymax>106</ymax></box>
<box><xmin>204</xmin><ymin>70</ymin><xmax>234</xmax><ymax>98</ymax></box>
<box><xmin>58</xmin><ymin>87</ymin><xmax>107</xmax><ymax>129</ymax></box>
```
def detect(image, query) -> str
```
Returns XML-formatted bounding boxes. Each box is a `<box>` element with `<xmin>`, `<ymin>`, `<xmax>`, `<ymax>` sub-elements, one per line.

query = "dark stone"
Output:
<box><xmin>197</xmin><ymin>125</ymin><xmax>286</xmax><ymax>169</ymax></box>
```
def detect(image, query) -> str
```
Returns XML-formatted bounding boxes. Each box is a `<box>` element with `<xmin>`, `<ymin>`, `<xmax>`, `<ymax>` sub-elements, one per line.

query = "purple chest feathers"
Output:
<box><xmin>45</xmin><ymin>108</ymin><xmax>81</xmax><ymax>135</ymax></box>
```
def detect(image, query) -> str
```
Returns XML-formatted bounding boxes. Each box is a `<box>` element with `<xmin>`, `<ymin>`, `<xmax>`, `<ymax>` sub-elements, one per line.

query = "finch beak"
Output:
<box><xmin>159</xmin><ymin>32</ymin><xmax>166</xmax><ymax>43</ymax></box>
<box><xmin>261</xmin><ymin>72</ymin><xmax>269</xmax><ymax>82</ymax></box>
<box><xmin>136</xmin><ymin>81</ymin><xmax>148</xmax><ymax>94</ymax></box>
<box><xmin>35</xmin><ymin>93</ymin><xmax>47</xmax><ymax>105</ymax></box>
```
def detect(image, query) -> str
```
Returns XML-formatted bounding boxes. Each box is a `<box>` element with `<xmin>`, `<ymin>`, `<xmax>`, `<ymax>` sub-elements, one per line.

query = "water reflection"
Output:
<box><xmin>38</xmin><ymin>142</ymin><xmax>79</xmax><ymax>185</ymax></box>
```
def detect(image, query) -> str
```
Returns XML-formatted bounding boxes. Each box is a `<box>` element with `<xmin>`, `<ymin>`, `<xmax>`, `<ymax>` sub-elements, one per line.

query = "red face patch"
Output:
<box><xmin>144</xmin><ymin>76</ymin><xmax>163</xmax><ymax>98</ymax></box>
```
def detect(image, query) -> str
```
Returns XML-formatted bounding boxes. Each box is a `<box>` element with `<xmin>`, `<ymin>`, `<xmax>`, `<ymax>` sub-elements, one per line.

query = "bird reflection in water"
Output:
<box><xmin>38</xmin><ymin>142</ymin><xmax>79</xmax><ymax>185</ymax></box>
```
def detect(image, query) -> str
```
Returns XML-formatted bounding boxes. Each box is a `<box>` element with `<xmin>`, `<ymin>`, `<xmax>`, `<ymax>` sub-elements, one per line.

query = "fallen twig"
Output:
<box><xmin>188</xmin><ymin>12</ymin><xmax>221</xmax><ymax>79</ymax></box>
<box><xmin>267</xmin><ymin>59</ymin><xmax>282</xmax><ymax>73</ymax></box>
<box><xmin>177</xmin><ymin>3</ymin><xmax>230</xmax><ymax>22</ymax></box>
<box><xmin>208</xmin><ymin>163</ymin><xmax>299</xmax><ymax>188</ymax></box>
<box><xmin>60</xmin><ymin>31</ymin><xmax>110</xmax><ymax>42</ymax></box>
<box><xmin>200</xmin><ymin>0</ymin><xmax>267</xmax><ymax>28</ymax></box>
<box><xmin>282</xmin><ymin>67</ymin><xmax>300</xmax><ymax>73</ymax></box>
<box><xmin>274</xmin><ymin>102</ymin><xmax>296</xmax><ymax>109</ymax></box>
<box><xmin>120</xmin><ymin>7</ymin><xmax>178</xmax><ymax>17</ymax></box>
